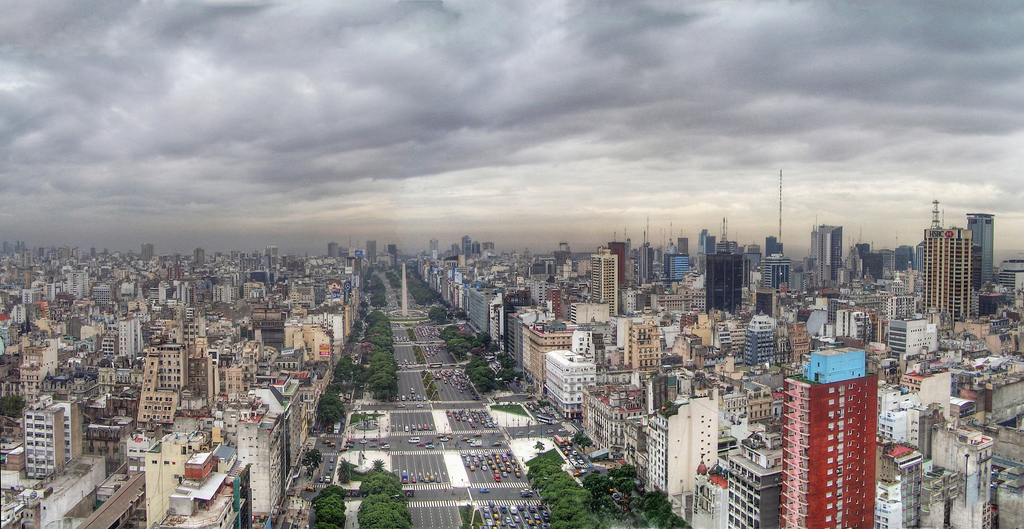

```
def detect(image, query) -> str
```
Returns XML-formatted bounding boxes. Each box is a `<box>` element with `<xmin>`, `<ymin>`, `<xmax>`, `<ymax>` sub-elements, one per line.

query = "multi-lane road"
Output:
<box><xmin>294</xmin><ymin>321</ymin><xmax>562</xmax><ymax>529</ymax></box>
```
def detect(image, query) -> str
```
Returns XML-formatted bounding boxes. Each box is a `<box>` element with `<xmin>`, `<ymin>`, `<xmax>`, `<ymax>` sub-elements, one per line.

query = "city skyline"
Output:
<box><xmin>2</xmin><ymin>1</ymin><xmax>1023</xmax><ymax>255</ymax></box>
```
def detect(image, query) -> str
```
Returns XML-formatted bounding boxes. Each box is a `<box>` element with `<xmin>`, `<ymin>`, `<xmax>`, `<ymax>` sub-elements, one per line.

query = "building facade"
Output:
<box><xmin>781</xmin><ymin>348</ymin><xmax>878</xmax><ymax>529</ymax></box>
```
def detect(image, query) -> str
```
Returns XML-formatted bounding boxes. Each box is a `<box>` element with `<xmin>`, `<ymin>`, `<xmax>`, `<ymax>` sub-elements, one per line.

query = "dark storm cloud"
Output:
<box><xmin>1</xmin><ymin>0</ymin><xmax>1022</xmax><ymax>253</ymax></box>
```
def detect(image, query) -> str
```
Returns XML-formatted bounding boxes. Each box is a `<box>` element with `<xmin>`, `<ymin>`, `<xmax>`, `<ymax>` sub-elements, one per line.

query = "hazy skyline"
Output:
<box><xmin>2</xmin><ymin>1</ymin><xmax>1023</xmax><ymax>259</ymax></box>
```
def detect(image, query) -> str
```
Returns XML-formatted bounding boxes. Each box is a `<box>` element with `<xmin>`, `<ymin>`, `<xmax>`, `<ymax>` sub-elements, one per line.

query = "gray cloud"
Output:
<box><xmin>1</xmin><ymin>0</ymin><xmax>1022</xmax><ymax>255</ymax></box>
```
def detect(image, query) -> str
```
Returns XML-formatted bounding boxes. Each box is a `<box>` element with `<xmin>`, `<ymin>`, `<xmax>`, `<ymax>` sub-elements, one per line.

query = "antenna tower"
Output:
<box><xmin>778</xmin><ymin>170</ymin><xmax>783</xmax><ymax>240</ymax></box>
<box><xmin>931</xmin><ymin>200</ymin><xmax>941</xmax><ymax>229</ymax></box>
<box><xmin>721</xmin><ymin>217</ymin><xmax>728</xmax><ymax>241</ymax></box>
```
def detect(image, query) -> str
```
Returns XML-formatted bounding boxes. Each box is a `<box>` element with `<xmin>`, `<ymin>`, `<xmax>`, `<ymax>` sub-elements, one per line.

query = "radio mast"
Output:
<box><xmin>779</xmin><ymin>170</ymin><xmax>783</xmax><ymax>240</ymax></box>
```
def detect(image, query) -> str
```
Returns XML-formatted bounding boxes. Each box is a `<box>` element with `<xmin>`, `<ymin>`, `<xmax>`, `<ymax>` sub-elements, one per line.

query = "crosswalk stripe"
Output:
<box><xmin>408</xmin><ymin>500</ymin><xmax>460</xmax><ymax>508</ymax></box>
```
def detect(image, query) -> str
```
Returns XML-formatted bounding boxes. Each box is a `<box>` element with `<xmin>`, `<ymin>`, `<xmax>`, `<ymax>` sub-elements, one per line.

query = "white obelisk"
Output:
<box><xmin>401</xmin><ymin>263</ymin><xmax>408</xmax><ymax>317</ymax></box>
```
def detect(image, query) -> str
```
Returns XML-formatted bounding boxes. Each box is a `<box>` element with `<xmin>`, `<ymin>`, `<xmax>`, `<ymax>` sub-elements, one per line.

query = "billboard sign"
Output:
<box><xmin>320</xmin><ymin>344</ymin><xmax>331</xmax><ymax>357</ymax></box>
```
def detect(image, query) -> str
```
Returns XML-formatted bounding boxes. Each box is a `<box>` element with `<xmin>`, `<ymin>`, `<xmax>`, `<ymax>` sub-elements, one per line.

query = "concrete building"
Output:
<box><xmin>647</xmin><ymin>390</ymin><xmax>719</xmax><ymax>520</ymax></box>
<box><xmin>23</xmin><ymin>396</ymin><xmax>81</xmax><ymax>479</ymax></box>
<box><xmin>222</xmin><ymin>396</ymin><xmax>291</xmax><ymax>517</ymax></box>
<box><xmin>743</xmin><ymin>315</ymin><xmax>776</xmax><ymax>367</ymax></box>
<box><xmin>582</xmin><ymin>385</ymin><xmax>644</xmax><ymax>453</ymax></box>
<box><xmin>590</xmin><ymin>247</ymin><xmax>619</xmax><ymax>317</ymax></box>
<box><xmin>623</xmin><ymin>317</ymin><xmax>662</xmax><ymax>371</ymax></box>
<box><xmin>145</xmin><ymin>430</ymin><xmax>210</xmax><ymax>529</ymax></box>
<box><xmin>544</xmin><ymin>350</ymin><xmax>596</xmax><ymax>421</ymax></box>
<box><xmin>138</xmin><ymin>343</ymin><xmax>186</xmax><ymax>426</ymax></box>
<box><xmin>888</xmin><ymin>318</ymin><xmax>937</xmax><ymax>360</ymax></box>
<box><xmin>691</xmin><ymin>468</ymin><xmax>729</xmax><ymax>529</ymax></box>
<box><xmin>874</xmin><ymin>444</ymin><xmax>924</xmax><ymax>529</ymax></box>
<box><xmin>118</xmin><ymin>316</ymin><xmax>143</xmax><ymax>357</ymax></box>
<box><xmin>922</xmin><ymin>223</ymin><xmax>973</xmax><ymax>322</ymax></box>
<box><xmin>925</xmin><ymin>427</ymin><xmax>994</xmax><ymax>529</ymax></box>
<box><xmin>781</xmin><ymin>348</ymin><xmax>878</xmax><ymax>529</ymax></box>
<box><xmin>728</xmin><ymin>431</ymin><xmax>783</xmax><ymax>529</ymax></box>
<box><xmin>810</xmin><ymin>225</ymin><xmax>843</xmax><ymax>288</ymax></box>
<box><xmin>522</xmin><ymin>322</ymin><xmax>574</xmax><ymax>392</ymax></box>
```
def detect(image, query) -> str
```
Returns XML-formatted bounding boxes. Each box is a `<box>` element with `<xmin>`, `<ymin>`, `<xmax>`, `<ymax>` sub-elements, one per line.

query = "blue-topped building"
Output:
<box><xmin>802</xmin><ymin>347</ymin><xmax>866</xmax><ymax>384</ymax></box>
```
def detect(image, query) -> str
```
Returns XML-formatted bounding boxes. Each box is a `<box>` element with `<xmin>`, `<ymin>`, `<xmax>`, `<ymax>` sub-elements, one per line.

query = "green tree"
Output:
<box><xmin>314</xmin><ymin>495</ymin><xmax>346</xmax><ymax>527</ymax></box>
<box><xmin>573</xmin><ymin>433</ymin><xmax>593</xmax><ymax>448</ymax></box>
<box><xmin>428</xmin><ymin>307</ymin><xmax>447</xmax><ymax>324</ymax></box>
<box><xmin>535</xmin><ymin>440</ymin><xmax>545</xmax><ymax>451</ymax></box>
<box><xmin>302</xmin><ymin>449</ymin><xmax>323</xmax><ymax>469</ymax></box>
<box><xmin>0</xmin><ymin>395</ymin><xmax>25</xmax><ymax>418</ymax></box>
<box><xmin>372</xmin><ymin>459</ymin><xmax>386</xmax><ymax>472</ymax></box>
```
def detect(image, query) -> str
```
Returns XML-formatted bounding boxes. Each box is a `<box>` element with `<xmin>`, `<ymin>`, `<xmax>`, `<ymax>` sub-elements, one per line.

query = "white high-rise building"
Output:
<box><xmin>118</xmin><ymin>316</ymin><xmax>143</xmax><ymax>357</ymax></box>
<box><xmin>647</xmin><ymin>390</ymin><xmax>719</xmax><ymax>520</ymax></box>
<box><xmin>66</xmin><ymin>270</ymin><xmax>89</xmax><ymax>298</ymax></box>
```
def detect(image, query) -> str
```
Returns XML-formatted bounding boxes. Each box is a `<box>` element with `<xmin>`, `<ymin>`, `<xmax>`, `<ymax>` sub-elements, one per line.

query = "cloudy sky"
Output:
<box><xmin>2</xmin><ymin>0</ymin><xmax>1023</xmax><ymax>259</ymax></box>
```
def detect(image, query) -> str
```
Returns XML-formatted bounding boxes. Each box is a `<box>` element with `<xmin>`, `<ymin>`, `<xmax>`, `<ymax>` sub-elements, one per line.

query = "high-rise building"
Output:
<box><xmin>677</xmin><ymin>237</ymin><xmax>689</xmax><ymax>255</ymax></box>
<box><xmin>743</xmin><ymin>315</ymin><xmax>776</xmax><ymax>366</ymax></box>
<box><xmin>810</xmin><ymin>225</ymin><xmax>843</xmax><ymax>287</ymax></box>
<box><xmin>966</xmin><ymin>213</ymin><xmax>994</xmax><ymax>284</ymax></box>
<box><xmin>763</xmin><ymin>254</ymin><xmax>791</xmax><ymax>291</ymax></box>
<box><xmin>590</xmin><ymin>247</ymin><xmax>619</xmax><ymax>316</ymax></box>
<box><xmin>366</xmin><ymin>240</ymin><xmax>377</xmax><ymax>261</ymax></box>
<box><xmin>141</xmin><ymin>243</ymin><xmax>154</xmax><ymax>261</ymax></box>
<box><xmin>607</xmin><ymin>241</ymin><xmax>628</xmax><ymax>286</ymax></box>
<box><xmin>698</xmin><ymin>229</ymin><xmax>711</xmax><ymax>255</ymax></box>
<box><xmin>922</xmin><ymin>226</ymin><xmax>973</xmax><ymax>321</ymax></box>
<box><xmin>894</xmin><ymin>245</ymin><xmax>914</xmax><ymax>272</ymax></box>
<box><xmin>781</xmin><ymin>348</ymin><xmax>877</xmax><ymax>529</ymax></box>
<box><xmin>664</xmin><ymin>249</ymin><xmax>689</xmax><ymax>282</ymax></box>
<box><xmin>327</xmin><ymin>242</ymin><xmax>339</xmax><ymax>257</ymax></box>
<box><xmin>429</xmin><ymin>239</ymin><xmax>439</xmax><ymax>253</ymax></box>
<box><xmin>193</xmin><ymin>247</ymin><xmax>205</xmax><ymax>265</ymax></box>
<box><xmin>637</xmin><ymin>242</ymin><xmax>655</xmax><ymax>285</ymax></box>
<box><xmin>705</xmin><ymin>252</ymin><xmax>744</xmax><ymax>314</ymax></box>
<box><xmin>765</xmin><ymin>236</ymin><xmax>783</xmax><ymax>257</ymax></box>
<box><xmin>461</xmin><ymin>235</ymin><xmax>472</xmax><ymax>256</ymax></box>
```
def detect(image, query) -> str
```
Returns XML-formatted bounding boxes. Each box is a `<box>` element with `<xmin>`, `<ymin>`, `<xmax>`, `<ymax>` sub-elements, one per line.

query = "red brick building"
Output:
<box><xmin>781</xmin><ymin>348</ymin><xmax>878</xmax><ymax>529</ymax></box>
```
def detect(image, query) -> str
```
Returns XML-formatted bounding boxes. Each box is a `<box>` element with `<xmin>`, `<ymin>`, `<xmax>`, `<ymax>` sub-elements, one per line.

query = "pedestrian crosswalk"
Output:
<box><xmin>406</xmin><ymin>482</ymin><xmax>452</xmax><ymax>490</ymax></box>
<box><xmin>468</xmin><ymin>481</ymin><xmax>529</xmax><ymax>489</ymax></box>
<box><xmin>473</xmin><ymin>499</ymin><xmax>534</xmax><ymax>507</ymax></box>
<box><xmin>408</xmin><ymin>500</ymin><xmax>460</xmax><ymax>508</ymax></box>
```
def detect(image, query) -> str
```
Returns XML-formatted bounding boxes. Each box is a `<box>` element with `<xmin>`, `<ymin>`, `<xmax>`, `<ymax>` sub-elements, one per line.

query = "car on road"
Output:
<box><xmin>479</xmin><ymin>488</ymin><xmax>490</xmax><ymax>493</ymax></box>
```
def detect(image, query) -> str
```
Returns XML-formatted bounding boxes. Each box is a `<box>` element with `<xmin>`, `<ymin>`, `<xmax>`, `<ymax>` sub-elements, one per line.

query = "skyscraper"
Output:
<box><xmin>894</xmin><ymin>245</ymin><xmax>914</xmax><ymax>272</ymax></box>
<box><xmin>327</xmin><ymin>242</ymin><xmax>339</xmax><ymax>257</ymax></box>
<box><xmin>141</xmin><ymin>243</ymin><xmax>154</xmax><ymax>261</ymax></box>
<box><xmin>461</xmin><ymin>235</ymin><xmax>472</xmax><ymax>256</ymax></box>
<box><xmin>705</xmin><ymin>252</ymin><xmax>744</xmax><ymax>314</ymax></box>
<box><xmin>366</xmin><ymin>240</ymin><xmax>377</xmax><ymax>261</ymax></box>
<box><xmin>781</xmin><ymin>348</ymin><xmax>877</xmax><ymax>529</ymax></box>
<box><xmin>765</xmin><ymin>236</ymin><xmax>783</xmax><ymax>257</ymax></box>
<box><xmin>810</xmin><ymin>225</ymin><xmax>843</xmax><ymax>288</ymax></box>
<box><xmin>763</xmin><ymin>254</ymin><xmax>791</xmax><ymax>291</ymax></box>
<box><xmin>677</xmin><ymin>237</ymin><xmax>689</xmax><ymax>255</ymax></box>
<box><xmin>590</xmin><ymin>247</ymin><xmax>619</xmax><ymax>317</ymax></box>
<box><xmin>637</xmin><ymin>242</ymin><xmax>655</xmax><ymax>285</ymax></box>
<box><xmin>193</xmin><ymin>247</ymin><xmax>205</xmax><ymax>265</ymax></box>
<box><xmin>923</xmin><ymin>225</ymin><xmax>973</xmax><ymax>321</ymax></box>
<box><xmin>429</xmin><ymin>239</ymin><xmax>439</xmax><ymax>253</ymax></box>
<box><xmin>607</xmin><ymin>241</ymin><xmax>628</xmax><ymax>286</ymax></box>
<box><xmin>966</xmin><ymin>213</ymin><xmax>994</xmax><ymax>284</ymax></box>
<box><xmin>743</xmin><ymin>315</ymin><xmax>776</xmax><ymax>366</ymax></box>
